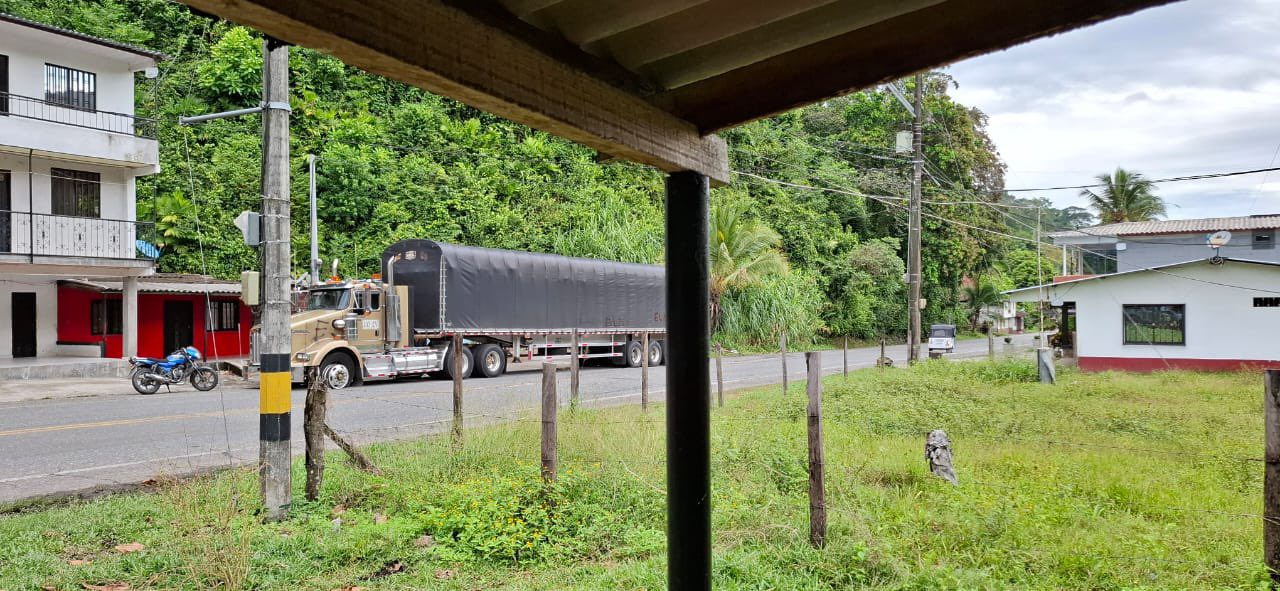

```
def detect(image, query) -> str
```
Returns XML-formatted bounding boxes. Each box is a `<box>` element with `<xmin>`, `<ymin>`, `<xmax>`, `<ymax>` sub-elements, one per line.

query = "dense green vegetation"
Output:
<box><xmin>1</xmin><ymin>363</ymin><xmax>1267</xmax><ymax>589</ymax></box>
<box><xmin>1</xmin><ymin>0</ymin><xmax>1083</xmax><ymax>347</ymax></box>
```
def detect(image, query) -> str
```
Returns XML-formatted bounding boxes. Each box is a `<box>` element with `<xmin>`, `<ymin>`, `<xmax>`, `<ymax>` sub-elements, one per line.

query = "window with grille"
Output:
<box><xmin>207</xmin><ymin>300</ymin><xmax>240</xmax><ymax>332</ymax></box>
<box><xmin>50</xmin><ymin>168</ymin><xmax>100</xmax><ymax>217</ymax></box>
<box><xmin>1122</xmin><ymin>304</ymin><xmax>1185</xmax><ymax>346</ymax></box>
<box><xmin>44</xmin><ymin>64</ymin><xmax>96</xmax><ymax>110</ymax></box>
<box><xmin>90</xmin><ymin>299</ymin><xmax>122</xmax><ymax>335</ymax></box>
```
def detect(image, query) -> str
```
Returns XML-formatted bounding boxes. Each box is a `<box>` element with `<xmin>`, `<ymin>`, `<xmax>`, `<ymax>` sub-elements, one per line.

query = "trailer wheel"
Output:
<box><xmin>472</xmin><ymin>343</ymin><xmax>506</xmax><ymax>378</ymax></box>
<box><xmin>624</xmin><ymin>341</ymin><xmax>644</xmax><ymax>368</ymax></box>
<box><xmin>442</xmin><ymin>344</ymin><xmax>474</xmax><ymax>380</ymax></box>
<box><xmin>648</xmin><ymin>340</ymin><xmax>664</xmax><ymax>366</ymax></box>
<box><xmin>318</xmin><ymin>352</ymin><xmax>357</xmax><ymax>390</ymax></box>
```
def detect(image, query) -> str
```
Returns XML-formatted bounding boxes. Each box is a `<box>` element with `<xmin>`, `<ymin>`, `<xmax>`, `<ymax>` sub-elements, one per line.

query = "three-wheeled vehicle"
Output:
<box><xmin>927</xmin><ymin>324</ymin><xmax>956</xmax><ymax>354</ymax></box>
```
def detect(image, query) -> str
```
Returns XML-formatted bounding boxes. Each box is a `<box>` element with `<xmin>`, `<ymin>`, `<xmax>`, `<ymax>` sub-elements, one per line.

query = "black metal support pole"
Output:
<box><xmin>665</xmin><ymin>171</ymin><xmax>711</xmax><ymax>591</ymax></box>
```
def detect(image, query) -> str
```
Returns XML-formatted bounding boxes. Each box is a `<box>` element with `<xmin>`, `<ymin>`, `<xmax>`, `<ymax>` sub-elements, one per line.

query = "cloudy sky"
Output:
<box><xmin>947</xmin><ymin>0</ymin><xmax>1280</xmax><ymax>220</ymax></box>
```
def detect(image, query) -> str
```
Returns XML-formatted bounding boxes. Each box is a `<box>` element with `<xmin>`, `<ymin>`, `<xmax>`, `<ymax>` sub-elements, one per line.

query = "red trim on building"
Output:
<box><xmin>1053</xmin><ymin>274</ymin><xmax>1095</xmax><ymax>283</ymax></box>
<box><xmin>1078</xmin><ymin>356</ymin><xmax>1280</xmax><ymax>373</ymax></box>
<box><xmin>56</xmin><ymin>284</ymin><xmax>251</xmax><ymax>359</ymax></box>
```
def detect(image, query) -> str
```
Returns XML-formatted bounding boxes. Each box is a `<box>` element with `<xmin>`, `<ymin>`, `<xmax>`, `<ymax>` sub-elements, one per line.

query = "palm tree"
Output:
<box><xmin>1080</xmin><ymin>168</ymin><xmax>1166</xmax><ymax>223</ymax></box>
<box><xmin>710</xmin><ymin>201</ymin><xmax>788</xmax><ymax>330</ymax></box>
<box><xmin>962</xmin><ymin>279</ymin><xmax>1003</xmax><ymax>331</ymax></box>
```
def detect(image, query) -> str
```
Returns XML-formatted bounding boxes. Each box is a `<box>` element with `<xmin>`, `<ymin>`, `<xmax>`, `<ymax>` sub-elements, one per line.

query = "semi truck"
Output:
<box><xmin>250</xmin><ymin>240</ymin><xmax>666</xmax><ymax>390</ymax></box>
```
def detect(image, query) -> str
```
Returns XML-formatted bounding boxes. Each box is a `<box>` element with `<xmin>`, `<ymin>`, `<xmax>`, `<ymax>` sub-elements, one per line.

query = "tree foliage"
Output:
<box><xmin>1081</xmin><ymin>167</ymin><xmax>1166</xmax><ymax>223</ymax></box>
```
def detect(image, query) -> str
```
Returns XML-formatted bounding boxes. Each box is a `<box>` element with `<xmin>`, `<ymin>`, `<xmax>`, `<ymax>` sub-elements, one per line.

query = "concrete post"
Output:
<box><xmin>1037</xmin><ymin>347</ymin><xmax>1056</xmax><ymax>384</ymax></box>
<box><xmin>122</xmin><ymin>276</ymin><xmax>139</xmax><ymax>357</ymax></box>
<box><xmin>257</xmin><ymin>39</ymin><xmax>293</xmax><ymax>522</ymax></box>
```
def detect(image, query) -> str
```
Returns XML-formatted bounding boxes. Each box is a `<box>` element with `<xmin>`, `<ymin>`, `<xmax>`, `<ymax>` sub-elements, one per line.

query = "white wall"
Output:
<box><xmin>1058</xmin><ymin>261</ymin><xmax>1280</xmax><ymax>361</ymax></box>
<box><xmin>0</xmin><ymin>21</ymin><xmax>143</xmax><ymax>115</ymax></box>
<box><xmin>0</xmin><ymin>20</ymin><xmax>160</xmax><ymax>170</ymax></box>
<box><xmin>0</xmin><ymin>152</ymin><xmax>132</xmax><ymax>218</ymax></box>
<box><xmin>0</xmin><ymin>277</ymin><xmax>59</xmax><ymax>358</ymax></box>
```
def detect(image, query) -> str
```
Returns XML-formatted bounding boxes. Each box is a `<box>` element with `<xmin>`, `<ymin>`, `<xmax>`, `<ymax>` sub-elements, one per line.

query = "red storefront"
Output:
<box><xmin>57</xmin><ymin>275</ymin><xmax>252</xmax><ymax>360</ymax></box>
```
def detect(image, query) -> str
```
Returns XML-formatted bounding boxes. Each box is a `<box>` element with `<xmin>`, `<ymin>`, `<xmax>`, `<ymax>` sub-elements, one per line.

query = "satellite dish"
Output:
<box><xmin>1207</xmin><ymin>230</ymin><xmax>1232</xmax><ymax>247</ymax></box>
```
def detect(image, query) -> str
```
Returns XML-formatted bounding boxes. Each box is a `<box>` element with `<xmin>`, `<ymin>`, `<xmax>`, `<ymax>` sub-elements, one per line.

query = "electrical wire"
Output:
<box><xmin>1005</xmin><ymin>166</ymin><xmax>1280</xmax><ymax>192</ymax></box>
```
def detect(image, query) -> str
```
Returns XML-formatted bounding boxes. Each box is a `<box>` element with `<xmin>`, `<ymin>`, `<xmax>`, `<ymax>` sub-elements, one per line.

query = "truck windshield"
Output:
<box><xmin>306</xmin><ymin>289</ymin><xmax>350</xmax><ymax>310</ymax></box>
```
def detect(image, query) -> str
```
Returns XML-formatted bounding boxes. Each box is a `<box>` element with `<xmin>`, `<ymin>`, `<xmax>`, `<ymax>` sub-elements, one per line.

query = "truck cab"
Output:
<box><xmin>254</xmin><ymin>279</ymin><xmax>426</xmax><ymax>389</ymax></box>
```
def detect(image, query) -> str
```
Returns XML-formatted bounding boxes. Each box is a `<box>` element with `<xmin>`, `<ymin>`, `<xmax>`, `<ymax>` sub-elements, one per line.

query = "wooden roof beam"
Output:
<box><xmin>179</xmin><ymin>0</ymin><xmax>729</xmax><ymax>184</ymax></box>
<box><xmin>653</xmin><ymin>0</ymin><xmax>1177</xmax><ymax>133</ymax></box>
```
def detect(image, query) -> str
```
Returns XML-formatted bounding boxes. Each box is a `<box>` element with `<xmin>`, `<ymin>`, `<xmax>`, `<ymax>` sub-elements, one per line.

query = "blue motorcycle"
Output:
<box><xmin>128</xmin><ymin>346</ymin><xmax>219</xmax><ymax>395</ymax></box>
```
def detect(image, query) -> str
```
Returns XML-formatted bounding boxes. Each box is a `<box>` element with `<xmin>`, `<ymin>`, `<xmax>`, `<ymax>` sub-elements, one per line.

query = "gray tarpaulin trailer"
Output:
<box><xmin>377</xmin><ymin>240</ymin><xmax>667</xmax><ymax>378</ymax></box>
<box><xmin>383</xmin><ymin>239</ymin><xmax>665</xmax><ymax>333</ymax></box>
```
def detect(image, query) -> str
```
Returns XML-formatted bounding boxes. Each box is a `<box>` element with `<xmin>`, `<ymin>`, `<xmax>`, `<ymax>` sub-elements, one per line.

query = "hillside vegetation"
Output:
<box><xmin>0</xmin><ymin>0</ymin><xmax>1089</xmax><ymax>347</ymax></box>
<box><xmin>0</xmin><ymin>363</ymin><xmax>1267</xmax><ymax>589</ymax></box>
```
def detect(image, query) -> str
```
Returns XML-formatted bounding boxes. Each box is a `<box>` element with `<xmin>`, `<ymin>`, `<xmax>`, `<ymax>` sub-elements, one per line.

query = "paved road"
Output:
<box><xmin>0</xmin><ymin>334</ymin><xmax>1038</xmax><ymax>504</ymax></box>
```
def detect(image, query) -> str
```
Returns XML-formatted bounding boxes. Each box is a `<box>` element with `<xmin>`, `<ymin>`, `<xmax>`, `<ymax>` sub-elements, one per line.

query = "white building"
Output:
<box><xmin>1006</xmin><ymin>258</ymin><xmax>1280</xmax><ymax>372</ymax></box>
<box><xmin>0</xmin><ymin>13</ymin><xmax>163</xmax><ymax>362</ymax></box>
<box><xmin>979</xmin><ymin>300</ymin><xmax>1023</xmax><ymax>333</ymax></box>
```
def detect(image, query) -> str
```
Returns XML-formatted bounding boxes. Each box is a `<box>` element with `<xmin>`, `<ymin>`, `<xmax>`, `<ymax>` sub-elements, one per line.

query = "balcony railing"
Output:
<box><xmin>0</xmin><ymin>211</ymin><xmax>158</xmax><ymax>261</ymax></box>
<box><xmin>0</xmin><ymin>91</ymin><xmax>158</xmax><ymax>139</ymax></box>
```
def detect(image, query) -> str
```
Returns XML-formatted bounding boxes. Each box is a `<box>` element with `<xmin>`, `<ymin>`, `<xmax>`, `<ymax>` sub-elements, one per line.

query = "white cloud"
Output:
<box><xmin>947</xmin><ymin>0</ymin><xmax>1280</xmax><ymax>219</ymax></box>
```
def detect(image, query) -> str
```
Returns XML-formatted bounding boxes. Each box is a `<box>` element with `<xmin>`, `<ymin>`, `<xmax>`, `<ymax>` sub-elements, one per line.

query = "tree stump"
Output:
<box><xmin>925</xmin><ymin>429</ymin><xmax>958</xmax><ymax>485</ymax></box>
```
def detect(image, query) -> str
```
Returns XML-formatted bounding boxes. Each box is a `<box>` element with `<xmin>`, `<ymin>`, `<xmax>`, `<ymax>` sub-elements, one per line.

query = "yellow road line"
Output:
<box><xmin>0</xmin><ymin>409</ymin><xmax>249</xmax><ymax>438</ymax></box>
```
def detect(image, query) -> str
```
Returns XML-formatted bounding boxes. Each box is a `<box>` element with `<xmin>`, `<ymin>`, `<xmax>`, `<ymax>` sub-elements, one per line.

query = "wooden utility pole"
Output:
<box><xmin>780</xmin><ymin>328</ymin><xmax>788</xmax><ymax>394</ymax></box>
<box><xmin>641</xmin><ymin>332</ymin><xmax>650</xmax><ymax>411</ymax></box>
<box><xmin>304</xmin><ymin>369</ymin><xmax>327</xmax><ymax>501</ymax></box>
<box><xmin>806</xmin><ymin>352</ymin><xmax>826</xmax><ymax>548</ymax></box>
<box><xmin>257</xmin><ymin>38</ymin><xmax>292</xmax><ymax>522</ymax></box>
<box><xmin>907</xmin><ymin>72</ymin><xmax>924</xmax><ymax>364</ymax></box>
<box><xmin>1265</xmin><ymin>369</ymin><xmax>1280</xmax><ymax>584</ymax></box>
<box><xmin>570</xmin><ymin>329</ymin><xmax>580</xmax><ymax>406</ymax></box>
<box><xmin>715</xmin><ymin>343</ymin><xmax>724</xmax><ymax>408</ymax></box>
<box><xmin>452</xmin><ymin>333</ymin><xmax>464</xmax><ymax>450</ymax></box>
<box><xmin>541</xmin><ymin>362</ymin><xmax>558</xmax><ymax>483</ymax></box>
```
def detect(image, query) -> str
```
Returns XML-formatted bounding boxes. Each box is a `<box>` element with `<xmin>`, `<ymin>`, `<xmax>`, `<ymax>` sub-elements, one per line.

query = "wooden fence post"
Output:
<box><xmin>542</xmin><ymin>362</ymin><xmax>558</xmax><ymax>483</ymax></box>
<box><xmin>988</xmin><ymin>330</ymin><xmax>995</xmax><ymax>360</ymax></box>
<box><xmin>304</xmin><ymin>367</ymin><xmax>327</xmax><ymax>501</ymax></box>
<box><xmin>806</xmin><ymin>351</ymin><xmax>826</xmax><ymax>548</ymax></box>
<box><xmin>570</xmin><ymin>328</ymin><xmax>580</xmax><ymax>407</ymax></box>
<box><xmin>451</xmin><ymin>333</ymin><xmax>463</xmax><ymax>450</ymax></box>
<box><xmin>641</xmin><ymin>332</ymin><xmax>650</xmax><ymax>411</ymax></box>
<box><xmin>715</xmin><ymin>343</ymin><xmax>724</xmax><ymax>408</ymax></box>
<box><xmin>1265</xmin><ymin>369</ymin><xmax>1280</xmax><ymax>584</ymax></box>
<box><xmin>842</xmin><ymin>335</ymin><xmax>848</xmax><ymax>379</ymax></box>
<box><xmin>780</xmin><ymin>328</ymin><xmax>788</xmax><ymax>394</ymax></box>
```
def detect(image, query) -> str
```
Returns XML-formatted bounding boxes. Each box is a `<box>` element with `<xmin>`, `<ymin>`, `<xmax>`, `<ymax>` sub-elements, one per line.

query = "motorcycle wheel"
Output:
<box><xmin>190</xmin><ymin>367</ymin><xmax>220</xmax><ymax>392</ymax></box>
<box><xmin>131</xmin><ymin>368</ymin><xmax>161</xmax><ymax>395</ymax></box>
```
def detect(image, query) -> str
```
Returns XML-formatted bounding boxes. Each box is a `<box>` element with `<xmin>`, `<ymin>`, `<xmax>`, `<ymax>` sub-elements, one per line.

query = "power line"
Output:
<box><xmin>735</xmin><ymin>170</ymin><xmax>1280</xmax><ymax>295</ymax></box>
<box><xmin>1005</xmin><ymin>166</ymin><xmax>1280</xmax><ymax>192</ymax></box>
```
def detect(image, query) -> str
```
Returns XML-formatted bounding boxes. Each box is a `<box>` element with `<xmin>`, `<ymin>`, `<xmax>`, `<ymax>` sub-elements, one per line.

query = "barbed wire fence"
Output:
<box><xmin>299</xmin><ymin>339</ymin><xmax>1273</xmax><ymax>583</ymax></box>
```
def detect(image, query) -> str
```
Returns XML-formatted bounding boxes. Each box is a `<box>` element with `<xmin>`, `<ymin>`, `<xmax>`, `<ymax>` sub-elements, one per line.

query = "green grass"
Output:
<box><xmin>1</xmin><ymin>362</ymin><xmax>1272</xmax><ymax>590</ymax></box>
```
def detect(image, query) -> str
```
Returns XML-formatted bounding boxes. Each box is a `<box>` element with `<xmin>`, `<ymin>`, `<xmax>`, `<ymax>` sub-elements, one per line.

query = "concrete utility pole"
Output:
<box><xmin>258</xmin><ymin>38</ymin><xmax>292</xmax><ymax>522</ymax></box>
<box><xmin>907</xmin><ymin>72</ymin><xmax>924</xmax><ymax>364</ymax></box>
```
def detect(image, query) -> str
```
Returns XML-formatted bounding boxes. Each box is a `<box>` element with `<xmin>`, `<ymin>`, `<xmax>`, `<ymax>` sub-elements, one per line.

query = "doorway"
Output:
<box><xmin>11</xmin><ymin>292</ymin><xmax>36</xmax><ymax>357</ymax></box>
<box><xmin>163</xmin><ymin>300</ymin><xmax>193</xmax><ymax>355</ymax></box>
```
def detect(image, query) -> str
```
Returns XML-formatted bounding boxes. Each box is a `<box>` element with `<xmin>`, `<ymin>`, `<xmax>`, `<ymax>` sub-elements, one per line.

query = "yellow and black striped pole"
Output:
<box><xmin>259</xmin><ymin>352</ymin><xmax>292</xmax><ymax>517</ymax></box>
<box><xmin>258</xmin><ymin>38</ymin><xmax>292</xmax><ymax>521</ymax></box>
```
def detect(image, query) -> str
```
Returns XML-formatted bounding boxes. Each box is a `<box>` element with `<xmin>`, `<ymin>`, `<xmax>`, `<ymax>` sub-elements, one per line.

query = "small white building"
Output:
<box><xmin>0</xmin><ymin>13</ymin><xmax>164</xmax><ymax>362</ymax></box>
<box><xmin>1006</xmin><ymin>257</ymin><xmax>1280</xmax><ymax>372</ymax></box>
<box><xmin>979</xmin><ymin>300</ymin><xmax>1023</xmax><ymax>333</ymax></box>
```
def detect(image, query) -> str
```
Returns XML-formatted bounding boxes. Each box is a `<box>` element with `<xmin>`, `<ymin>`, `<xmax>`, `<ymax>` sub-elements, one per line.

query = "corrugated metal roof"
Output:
<box><xmin>0</xmin><ymin>12</ymin><xmax>167</xmax><ymax>61</ymax></box>
<box><xmin>59</xmin><ymin>274</ymin><xmax>240</xmax><ymax>295</ymax></box>
<box><xmin>1050</xmin><ymin>215</ymin><xmax>1280</xmax><ymax>239</ymax></box>
<box><xmin>1002</xmin><ymin>257</ymin><xmax>1280</xmax><ymax>299</ymax></box>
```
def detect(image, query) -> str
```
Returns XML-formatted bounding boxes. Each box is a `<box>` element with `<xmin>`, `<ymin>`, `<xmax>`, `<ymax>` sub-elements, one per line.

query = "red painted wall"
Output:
<box><xmin>57</xmin><ymin>285</ymin><xmax>251</xmax><ymax>359</ymax></box>
<box><xmin>1078</xmin><ymin>356</ymin><xmax>1280</xmax><ymax>373</ymax></box>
